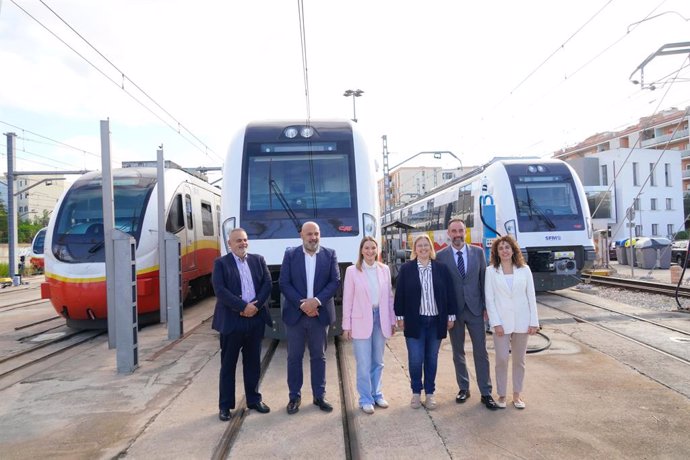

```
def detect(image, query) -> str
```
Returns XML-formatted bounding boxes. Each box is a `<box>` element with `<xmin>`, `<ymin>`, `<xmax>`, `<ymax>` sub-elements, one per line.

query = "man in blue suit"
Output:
<box><xmin>212</xmin><ymin>228</ymin><xmax>273</xmax><ymax>421</ymax></box>
<box><xmin>279</xmin><ymin>221</ymin><xmax>340</xmax><ymax>415</ymax></box>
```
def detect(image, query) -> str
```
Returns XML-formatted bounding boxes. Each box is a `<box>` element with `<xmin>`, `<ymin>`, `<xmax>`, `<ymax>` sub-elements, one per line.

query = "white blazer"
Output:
<box><xmin>484</xmin><ymin>264</ymin><xmax>539</xmax><ymax>334</ymax></box>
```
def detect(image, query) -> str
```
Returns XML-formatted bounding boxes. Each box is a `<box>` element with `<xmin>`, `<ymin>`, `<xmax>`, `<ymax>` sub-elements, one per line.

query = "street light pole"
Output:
<box><xmin>343</xmin><ymin>89</ymin><xmax>364</xmax><ymax>122</ymax></box>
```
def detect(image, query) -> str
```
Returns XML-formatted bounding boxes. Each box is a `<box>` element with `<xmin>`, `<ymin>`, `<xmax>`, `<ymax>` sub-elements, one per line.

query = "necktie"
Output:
<box><xmin>457</xmin><ymin>250</ymin><xmax>465</xmax><ymax>278</ymax></box>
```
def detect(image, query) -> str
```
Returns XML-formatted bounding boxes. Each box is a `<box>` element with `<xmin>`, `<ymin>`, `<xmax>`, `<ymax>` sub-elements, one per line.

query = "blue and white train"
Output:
<box><xmin>385</xmin><ymin>158</ymin><xmax>596</xmax><ymax>291</ymax></box>
<box><xmin>221</xmin><ymin>120</ymin><xmax>381</xmax><ymax>337</ymax></box>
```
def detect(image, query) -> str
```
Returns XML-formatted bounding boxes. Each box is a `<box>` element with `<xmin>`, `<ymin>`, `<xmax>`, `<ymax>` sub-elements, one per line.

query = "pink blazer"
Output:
<box><xmin>342</xmin><ymin>263</ymin><xmax>396</xmax><ymax>339</ymax></box>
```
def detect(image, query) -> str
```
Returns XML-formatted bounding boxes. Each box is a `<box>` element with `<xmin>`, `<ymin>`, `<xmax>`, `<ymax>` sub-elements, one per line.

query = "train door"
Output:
<box><xmin>183</xmin><ymin>186</ymin><xmax>197</xmax><ymax>271</ymax></box>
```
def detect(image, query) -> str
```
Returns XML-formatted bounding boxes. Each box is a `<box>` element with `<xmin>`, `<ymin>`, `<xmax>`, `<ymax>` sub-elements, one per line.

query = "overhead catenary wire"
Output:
<box><xmin>511</xmin><ymin>1</ymin><xmax>669</xmax><ymax>153</ymax></box>
<box><xmin>1</xmin><ymin>120</ymin><xmax>99</xmax><ymax>158</ymax></box>
<box><xmin>504</xmin><ymin>0</ymin><xmax>616</xmax><ymax>101</ymax></box>
<box><xmin>297</xmin><ymin>0</ymin><xmax>311</xmax><ymax>123</ymax></box>
<box><xmin>586</xmin><ymin>53</ymin><xmax>690</xmax><ymax>235</ymax></box>
<box><xmin>10</xmin><ymin>0</ymin><xmax>222</xmax><ymax>164</ymax></box>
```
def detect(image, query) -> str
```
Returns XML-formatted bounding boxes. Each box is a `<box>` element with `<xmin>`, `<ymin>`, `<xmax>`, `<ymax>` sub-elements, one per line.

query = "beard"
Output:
<box><xmin>304</xmin><ymin>240</ymin><xmax>320</xmax><ymax>253</ymax></box>
<box><xmin>452</xmin><ymin>236</ymin><xmax>464</xmax><ymax>247</ymax></box>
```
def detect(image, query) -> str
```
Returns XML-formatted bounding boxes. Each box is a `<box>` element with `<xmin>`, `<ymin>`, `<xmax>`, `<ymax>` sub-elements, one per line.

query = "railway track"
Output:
<box><xmin>538</xmin><ymin>291</ymin><xmax>690</xmax><ymax>367</ymax></box>
<box><xmin>211</xmin><ymin>336</ymin><xmax>359</xmax><ymax>460</ymax></box>
<box><xmin>580</xmin><ymin>273</ymin><xmax>690</xmax><ymax>299</ymax></box>
<box><xmin>0</xmin><ymin>328</ymin><xmax>105</xmax><ymax>382</ymax></box>
<box><xmin>0</xmin><ymin>298</ymin><xmax>51</xmax><ymax>313</ymax></box>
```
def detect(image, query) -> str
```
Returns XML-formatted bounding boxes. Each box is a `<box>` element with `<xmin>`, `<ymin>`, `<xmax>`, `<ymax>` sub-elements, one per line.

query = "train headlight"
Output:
<box><xmin>504</xmin><ymin>219</ymin><xmax>516</xmax><ymax>239</ymax></box>
<box><xmin>362</xmin><ymin>213</ymin><xmax>377</xmax><ymax>237</ymax></box>
<box><xmin>284</xmin><ymin>127</ymin><xmax>299</xmax><ymax>139</ymax></box>
<box><xmin>300</xmin><ymin>126</ymin><xmax>314</xmax><ymax>138</ymax></box>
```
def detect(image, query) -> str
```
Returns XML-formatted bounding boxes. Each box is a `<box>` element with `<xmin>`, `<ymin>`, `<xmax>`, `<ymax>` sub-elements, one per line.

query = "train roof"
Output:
<box><xmin>389</xmin><ymin>156</ymin><xmax>569</xmax><ymax>212</ymax></box>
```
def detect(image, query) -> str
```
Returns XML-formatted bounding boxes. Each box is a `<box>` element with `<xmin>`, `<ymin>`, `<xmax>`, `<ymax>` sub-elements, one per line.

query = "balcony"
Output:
<box><xmin>641</xmin><ymin>128</ymin><xmax>689</xmax><ymax>148</ymax></box>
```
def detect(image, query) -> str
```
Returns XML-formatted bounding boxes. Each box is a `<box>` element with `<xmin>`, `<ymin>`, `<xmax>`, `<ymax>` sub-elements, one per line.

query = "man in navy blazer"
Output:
<box><xmin>279</xmin><ymin>221</ymin><xmax>340</xmax><ymax>415</ymax></box>
<box><xmin>212</xmin><ymin>228</ymin><xmax>273</xmax><ymax>421</ymax></box>
<box><xmin>436</xmin><ymin>219</ymin><xmax>499</xmax><ymax>410</ymax></box>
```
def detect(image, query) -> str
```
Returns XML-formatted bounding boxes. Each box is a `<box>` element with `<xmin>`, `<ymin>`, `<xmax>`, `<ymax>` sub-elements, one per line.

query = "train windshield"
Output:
<box><xmin>52</xmin><ymin>175</ymin><xmax>156</xmax><ymax>263</ymax></box>
<box><xmin>32</xmin><ymin>228</ymin><xmax>47</xmax><ymax>255</ymax></box>
<box><xmin>241</xmin><ymin>140</ymin><xmax>358</xmax><ymax>238</ymax></box>
<box><xmin>507</xmin><ymin>165</ymin><xmax>585</xmax><ymax>232</ymax></box>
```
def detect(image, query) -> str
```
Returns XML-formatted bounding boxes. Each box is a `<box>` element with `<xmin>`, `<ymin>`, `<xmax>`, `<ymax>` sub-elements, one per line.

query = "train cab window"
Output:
<box><xmin>166</xmin><ymin>194</ymin><xmax>185</xmax><ymax>233</ymax></box>
<box><xmin>506</xmin><ymin>163</ymin><xmax>584</xmax><ymax>233</ymax></box>
<box><xmin>200</xmin><ymin>201</ymin><xmax>214</xmax><ymax>236</ymax></box>
<box><xmin>185</xmin><ymin>194</ymin><xmax>194</xmax><ymax>229</ymax></box>
<box><xmin>52</xmin><ymin>172</ymin><xmax>156</xmax><ymax>263</ymax></box>
<box><xmin>240</xmin><ymin>135</ymin><xmax>359</xmax><ymax>239</ymax></box>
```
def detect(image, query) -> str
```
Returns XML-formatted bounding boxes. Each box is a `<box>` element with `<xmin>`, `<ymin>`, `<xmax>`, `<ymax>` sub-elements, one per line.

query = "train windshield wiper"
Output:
<box><xmin>88</xmin><ymin>241</ymin><xmax>105</xmax><ymax>253</ymax></box>
<box><xmin>269</xmin><ymin>179</ymin><xmax>302</xmax><ymax>232</ymax></box>
<box><xmin>527</xmin><ymin>198</ymin><xmax>556</xmax><ymax>230</ymax></box>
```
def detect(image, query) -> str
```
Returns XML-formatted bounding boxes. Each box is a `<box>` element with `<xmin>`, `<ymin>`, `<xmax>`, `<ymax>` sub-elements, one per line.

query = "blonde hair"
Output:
<box><xmin>355</xmin><ymin>236</ymin><xmax>379</xmax><ymax>271</ymax></box>
<box><xmin>489</xmin><ymin>235</ymin><xmax>525</xmax><ymax>268</ymax></box>
<box><xmin>411</xmin><ymin>234</ymin><xmax>436</xmax><ymax>260</ymax></box>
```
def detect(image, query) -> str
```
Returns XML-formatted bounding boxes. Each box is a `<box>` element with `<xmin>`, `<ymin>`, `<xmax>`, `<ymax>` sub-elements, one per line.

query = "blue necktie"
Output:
<box><xmin>457</xmin><ymin>250</ymin><xmax>465</xmax><ymax>278</ymax></box>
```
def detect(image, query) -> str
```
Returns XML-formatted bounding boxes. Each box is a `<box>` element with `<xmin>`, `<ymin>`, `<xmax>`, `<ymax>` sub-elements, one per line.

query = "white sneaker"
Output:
<box><xmin>361</xmin><ymin>404</ymin><xmax>375</xmax><ymax>414</ymax></box>
<box><xmin>410</xmin><ymin>393</ymin><xmax>421</xmax><ymax>409</ymax></box>
<box><xmin>424</xmin><ymin>394</ymin><xmax>437</xmax><ymax>410</ymax></box>
<box><xmin>497</xmin><ymin>397</ymin><xmax>507</xmax><ymax>409</ymax></box>
<box><xmin>374</xmin><ymin>398</ymin><xmax>389</xmax><ymax>409</ymax></box>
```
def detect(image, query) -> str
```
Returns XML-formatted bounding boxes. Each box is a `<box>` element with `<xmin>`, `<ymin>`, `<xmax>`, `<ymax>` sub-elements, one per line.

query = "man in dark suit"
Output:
<box><xmin>212</xmin><ymin>228</ymin><xmax>273</xmax><ymax>421</ymax></box>
<box><xmin>279</xmin><ymin>221</ymin><xmax>340</xmax><ymax>415</ymax></box>
<box><xmin>436</xmin><ymin>219</ymin><xmax>498</xmax><ymax>410</ymax></box>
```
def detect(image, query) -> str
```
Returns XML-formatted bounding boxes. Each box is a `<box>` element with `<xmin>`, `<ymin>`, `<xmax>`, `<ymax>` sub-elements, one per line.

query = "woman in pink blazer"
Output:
<box><xmin>485</xmin><ymin>235</ymin><xmax>539</xmax><ymax>410</ymax></box>
<box><xmin>342</xmin><ymin>237</ymin><xmax>396</xmax><ymax>414</ymax></box>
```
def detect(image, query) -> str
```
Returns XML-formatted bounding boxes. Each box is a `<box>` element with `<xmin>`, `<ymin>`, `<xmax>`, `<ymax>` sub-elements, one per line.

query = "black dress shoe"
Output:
<box><xmin>456</xmin><ymin>389</ymin><xmax>470</xmax><ymax>404</ymax></box>
<box><xmin>248</xmin><ymin>401</ymin><xmax>271</xmax><ymax>413</ymax></box>
<box><xmin>287</xmin><ymin>397</ymin><xmax>301</xmax><ymax>415</ymax></box>
<box><xmin>218</xmin><ymin>409</ymin><xmax>231</xmax><ymax>421</ymax></box>
<box><xmin>313</xmin><ymin>397</ymin><xmax>333</xmax><ymax>412</ymax></box>
<box><xmin>481</xmin><ymin>395</ymin><xmax>499</xmax><ymax>410</ymax></box>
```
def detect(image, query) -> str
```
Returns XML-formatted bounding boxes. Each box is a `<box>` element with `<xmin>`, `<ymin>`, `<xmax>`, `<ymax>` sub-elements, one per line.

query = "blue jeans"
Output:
<box><xmin>405</xmin><ymin>315</ymin><xmax>441</xmax><ymax>395</ymax></box>
<box><xmin>352</xmin><ymin>308</ymin><xmax>386</xmax><ymax>406</ymax></box>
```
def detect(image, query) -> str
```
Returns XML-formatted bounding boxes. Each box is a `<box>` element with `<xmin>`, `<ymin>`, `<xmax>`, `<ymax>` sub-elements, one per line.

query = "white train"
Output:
<box><xmin>385</xmin><ymin>158</ymin><xmax>595</xmax><ymax>290</ymax></box>
<box><xmin>221</xmin><ymin>120</ymin><xmax>381</xmax><ymax>337</ymax></box>
<box><xmin>41</xmin><ymin>166</ymin><xmax>221</xmax><ymax>328</ymax></box>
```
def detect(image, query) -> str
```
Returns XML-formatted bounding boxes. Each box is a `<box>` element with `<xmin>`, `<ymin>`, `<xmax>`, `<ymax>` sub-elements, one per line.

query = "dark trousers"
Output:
<box><xmin>219</xmin><ymin>316</ymin><xmax>264</xmax><ymax>411</ymax></box>
<box><xmin>448</xmin><ymin>306</ymin><xmax>493</xmax><ymax>395</ymax></box>
<box><xmin>286</xmin><ymin>314</ymin><xmax>329</xmax><ymax>400</ymax></box>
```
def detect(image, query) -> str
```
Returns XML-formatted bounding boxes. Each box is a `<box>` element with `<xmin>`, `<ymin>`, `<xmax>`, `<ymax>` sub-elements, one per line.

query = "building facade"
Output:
<box><xmin>13</xmin><ymin>175</ymin><xmax>66</xmax><ymax>223</ymax></box>
<box><xmin>555</xmin><ymin>107</ymin><xmax>688</xmax><ymax>241</ymax></box>
<box><xmin>377</xmin><ymin>165</ymin><xmax>474</xmax><ymax>213</ymax></box>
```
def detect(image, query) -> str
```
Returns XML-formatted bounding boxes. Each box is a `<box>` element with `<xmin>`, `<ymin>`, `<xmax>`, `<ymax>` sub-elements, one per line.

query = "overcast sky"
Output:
<box><xmin>1</xmin><ymin>0</ymin><xmax>689</xmax><ymax>184</ymax></box>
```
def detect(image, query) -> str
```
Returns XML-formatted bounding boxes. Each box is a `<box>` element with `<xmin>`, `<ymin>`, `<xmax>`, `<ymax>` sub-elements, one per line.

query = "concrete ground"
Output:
<box><xmin>1</xmin><ymin>277</ymin><xmax>689</xmax><ymax>459</ymax></box>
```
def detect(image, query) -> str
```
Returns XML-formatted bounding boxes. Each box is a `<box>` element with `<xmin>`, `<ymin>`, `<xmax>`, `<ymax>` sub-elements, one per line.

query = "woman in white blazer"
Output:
<box><xmin>342</xmin><ymin>237</ymin><xmax>396</xmax><ymax>414</ymax></box>
<box><xmin>484</xmin><ymin>235</ymin><xmax>539</xmax><ymax>409</ymax></box>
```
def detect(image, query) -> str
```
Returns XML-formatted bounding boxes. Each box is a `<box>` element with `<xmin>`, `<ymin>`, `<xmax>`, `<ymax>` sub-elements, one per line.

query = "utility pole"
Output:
<box><xmin>382</xmin><ymin>135</ymin><xmax>391</xmax><ymax>224</ymax></box>
<box><xmin>5</xmin><ymin>133</ymin><xmax>19</xmax><ymax>285</ymax></box>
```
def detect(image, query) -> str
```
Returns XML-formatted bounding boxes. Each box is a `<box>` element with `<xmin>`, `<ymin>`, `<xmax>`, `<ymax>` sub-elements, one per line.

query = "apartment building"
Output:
<box><xmin>554</xmin><ymin>107</ymin><xmax>688</xmax><ymax>240</ymax></box>
<box><xmin>13</xmin><ymin>175</ymin><xmax>66</xmax><ymax>222</ymax></box>
<box><xmin>377</xmin><ymin>165</ymin><xmax>475</xmax><ymax>212</ymax></box>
